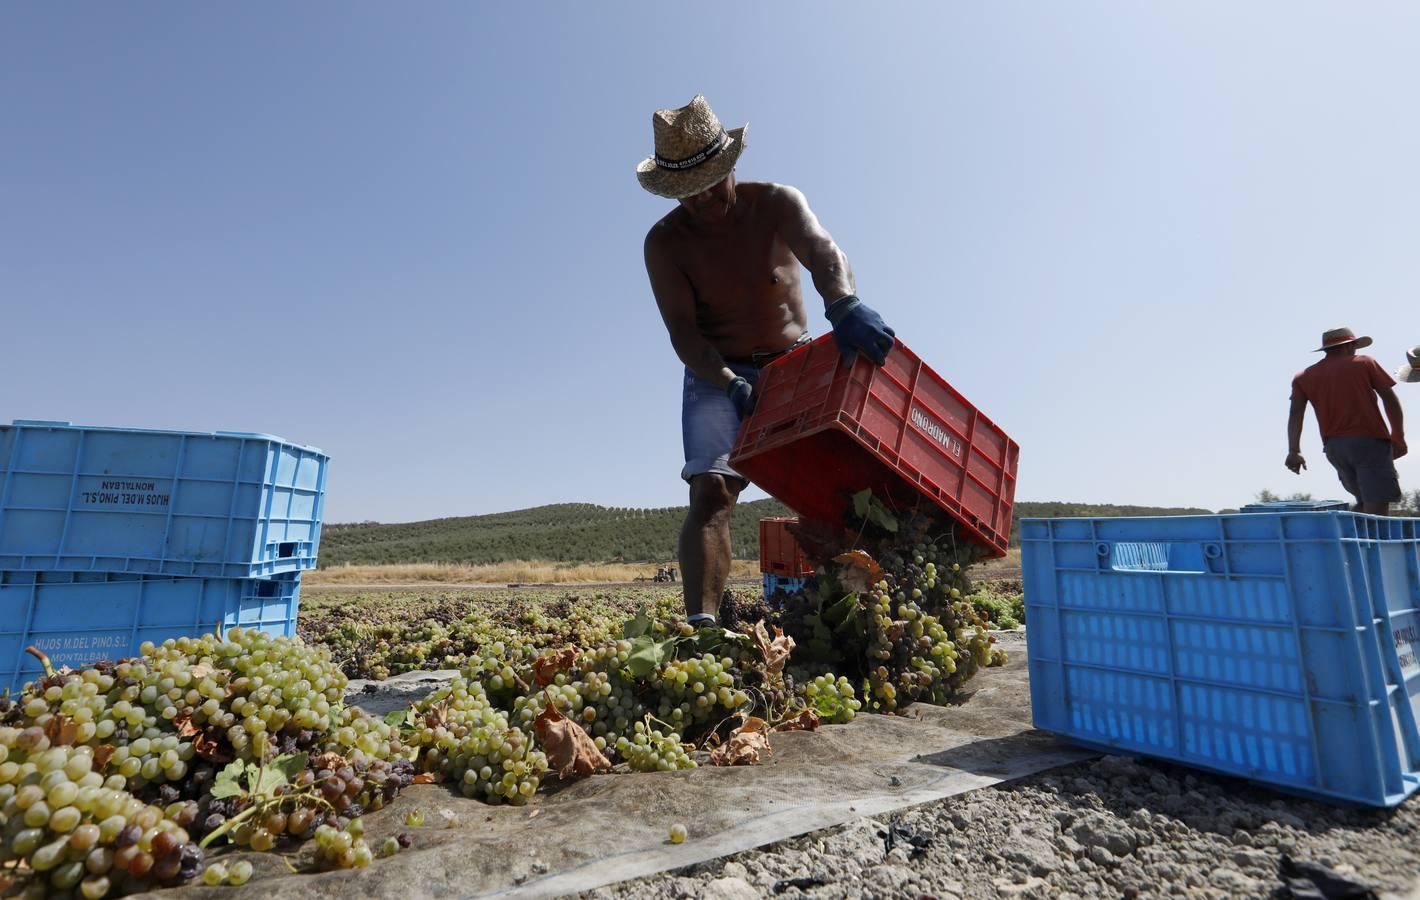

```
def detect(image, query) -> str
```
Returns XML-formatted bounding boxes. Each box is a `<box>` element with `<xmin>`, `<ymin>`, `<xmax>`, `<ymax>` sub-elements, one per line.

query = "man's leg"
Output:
<box><xmin>679</xmin><ymin>474</ymin><xmax>743</xmax><ymax>621</ymax></box>
<box><xmin>1340</xmin><ymin>437</ymin><xmax>1402</xmax><ymax>517</ymax></box>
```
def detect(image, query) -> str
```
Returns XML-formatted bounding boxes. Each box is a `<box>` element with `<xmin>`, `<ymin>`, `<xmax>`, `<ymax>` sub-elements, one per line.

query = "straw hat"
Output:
<box><xmin>1397</xmin><ymin>346</ymin><xmax>1420</xmax><ymax>383</ymax></box>
<box><xmin>1314</xmin><ymin>326</ymin><xmax>1373</xmax><ymax>352</ymax></box>
<box><xmin>636</xmin><ymin>96</ymin><xmax>748</xmax><ymax>199</ymax></box>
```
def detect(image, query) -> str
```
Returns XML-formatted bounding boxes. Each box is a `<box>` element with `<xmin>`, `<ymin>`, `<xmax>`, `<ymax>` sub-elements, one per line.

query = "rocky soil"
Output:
<box><xmin>588</xmin><ymin>754</ymin><xmax>1420</xmax><ymax>899</ymax></box>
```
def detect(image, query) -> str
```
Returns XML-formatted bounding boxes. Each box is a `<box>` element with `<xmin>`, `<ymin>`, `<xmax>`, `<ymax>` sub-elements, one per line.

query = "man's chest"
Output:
<box><xmin>676</xmin><ymin>227</ymin><xmax>799</xmax><ymax>299</ymax></box>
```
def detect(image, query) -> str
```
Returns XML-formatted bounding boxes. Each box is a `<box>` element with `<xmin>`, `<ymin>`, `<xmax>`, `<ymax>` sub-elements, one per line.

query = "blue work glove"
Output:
<box><xmin>825</xmin><ymin>295</ymin><xmax>895</xmax><ymax>367</ymax></box>
<box><xmin>726</xmin><ymin>376</ymin><xmax>755</xmax><ymax>420</ymax></box>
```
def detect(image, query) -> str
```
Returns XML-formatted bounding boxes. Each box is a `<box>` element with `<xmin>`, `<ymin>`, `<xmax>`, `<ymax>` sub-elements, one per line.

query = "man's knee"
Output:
<box><xmin>688</xmin><ymin>474</ymin><xmax>741</xmax><ymax>520</ymax></box>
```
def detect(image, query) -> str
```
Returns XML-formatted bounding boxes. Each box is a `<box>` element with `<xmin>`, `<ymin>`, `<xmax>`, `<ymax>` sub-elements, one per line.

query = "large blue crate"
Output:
<box><xmin>0</xmin><ymin>420</ymin><xmax>328</xmax><ymax>578</ymax></box>
<box><xmin>0</xmin><ymin>570</ymin><xmax>301</xmax><ymax>694</ymax></box>
<box><xmin>1022</xmin><ymin>511</ymin><xmax>1420</xmax><ymax>807</ymax></box>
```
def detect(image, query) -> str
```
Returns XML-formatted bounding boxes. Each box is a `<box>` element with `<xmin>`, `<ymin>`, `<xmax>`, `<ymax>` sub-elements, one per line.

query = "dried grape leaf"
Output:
<box><xmin>532</xmin><ymin>646</ymin><xmax>579</xmax><ymax>686</ymax></box>
<box><xmin>172</xmin><ymin>713</ymin><xmax>202</xmax><ymax>740</ymax></box>
<box><xmin>310</xmin><ymin>752</ymin><xmax>351</xmax><ymax>772</ymax></box>
<box><xmin>751</xmin><ymin>623</ymin><xmax>795</xmax><ymax>675</ymax></box>
<box><xmin>411</xmin><ymin>772</ymin><xmax>440</xmax><ymax>785</ymax></box>
<box><xmin>833</xmin><ymin>550</ymin><xmax>884</xmax><ymax>593</ymax></box>
<box><xmin>43</xmin><ymin>715</ymin><xmax>79</xmax><ymax>746</ymax></box>
<box><xmin>772</xmin><ymin>709</ymin><xmax>821</xmax><ymax>732</ymax></box>
<box><xmin>533</xmin><ymin>702</ymin><xmax>611</xmax><ymax>779</ymax></box>
<box><xmin>92</xmin><ymin>744</ymin><xmax>116</xmax><ymax>772</ymax></box>
<box><xmin>710</xmin><ymin>717</ymin><xmax>772</xmax><ymax>766</ymax></box>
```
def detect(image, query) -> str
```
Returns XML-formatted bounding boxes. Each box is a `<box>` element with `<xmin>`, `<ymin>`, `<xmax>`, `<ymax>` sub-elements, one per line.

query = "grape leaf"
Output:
<box><xmin>688</xmin><ymin>626</ymin><xmax>746</xmax><ymax>654</ymax></box>
<box><xmin>750</xmin><ymin>623</ymin><xmax>794</xmax><ymax>675</ymax></box>
<box><xmin>772</xmin><ymin>709</ymin><xmax>820</xmax><ymax>732</ymax></box>
<box><xmin>43</xmin><ymin>714</ymin><xmax>80</xmax><ymax>746</ymax></box>
<box><xmin>210</xmin><ymin>761</ymin><xmax>250</xmax><ymax>799</ymax></box>
<box><xmin>710</xmin><ymin>717</ymin><xmax>771</xmax><ymax>766</ymax></box>
<box><xmin>259</xmin><ymin>753</ymin><xmax>308</xmax><ymax>794</ymax></box>
<box><xmin>822</xmin><ymin>593</ymin><xmax>859</xmax><ymax>630</ymax></box>
<box><xmin>532</xmin><ymin>646</ymin><xmax>579</xmax><ymax>686</ymax></box>
<box><xmin>622</xmin><ymin>604</ymin><xmax>651</xmax><ymax>639</ymax></box>
<box><xmin>533</xmin><ymin>702</ymin><xmax>611</xmax><ymax>779</ymax></box>
<box><xmin>625</xmin><ymin>635</ymin><xmax>675</xmax><ymax>678</ymax></box>
<box><xmin>851</xmin><ymin>489</ymin><xmax>899</xmax><ymax>533</ymax></box>
<box><xmin>384</xmin><ymin>708</ymin><xmax>414</xmax><ymax>728</ymax></box>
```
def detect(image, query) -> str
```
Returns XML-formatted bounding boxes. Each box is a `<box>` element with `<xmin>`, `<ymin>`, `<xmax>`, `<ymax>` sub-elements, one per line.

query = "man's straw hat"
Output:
<box><xmin>636</xmin><ymin>96</ymin><xmax>748</xmax><ymax>199</ymax></box>
<box><xmin>1314</xmin><ymin>326</ymin><xmax>1373</xmax><ymax>352</ymax></box>
<box><xmin>1396</xmin><ymin>346</ymin><xmax>1420</xmax><ymax>383</ymax></box>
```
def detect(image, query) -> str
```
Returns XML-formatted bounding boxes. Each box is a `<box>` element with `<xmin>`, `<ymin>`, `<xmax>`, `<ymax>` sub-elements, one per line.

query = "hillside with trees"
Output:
<box><xmin>319</xmin><ymin>499</ymin><xmax>1214</xmax><ymax>567</ymax></box>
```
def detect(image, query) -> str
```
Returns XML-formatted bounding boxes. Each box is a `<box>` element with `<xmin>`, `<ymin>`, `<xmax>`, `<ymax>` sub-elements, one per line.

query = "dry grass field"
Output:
<box><xmin>306</xmin><ymin>558</ymin><xmax>762</xmax><ymax>585</ymax></box>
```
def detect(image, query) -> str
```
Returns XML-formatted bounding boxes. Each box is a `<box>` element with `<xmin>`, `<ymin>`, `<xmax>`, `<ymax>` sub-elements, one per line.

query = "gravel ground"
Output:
<box><xmin>586</xmin><ymin>753</ymin><xmax>1420</xmax><ymax>899</ymax></box>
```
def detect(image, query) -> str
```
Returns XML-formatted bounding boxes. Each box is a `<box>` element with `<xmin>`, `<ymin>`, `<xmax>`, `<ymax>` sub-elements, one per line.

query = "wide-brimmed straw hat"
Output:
<box><xmin>1314</xmin><ymin>326</ymin><xmax>1373</xmax><ymax>352</ymax></box>
<box><xmin>1397</xmin><ymin>346</ymin><xmax>1420</xmax><ymax>383</ymax></box>
<box><xmin>636</xmin><ymin>96</ymin><xmax>748</xmax><ymax>199</ymax></box>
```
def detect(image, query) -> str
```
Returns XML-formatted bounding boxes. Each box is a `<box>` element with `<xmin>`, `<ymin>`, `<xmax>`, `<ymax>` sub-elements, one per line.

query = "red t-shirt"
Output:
<box><xmin>1291</xmin><ymin>354</ymin><xmax>1395</xmax><ymax>440</ymax></box>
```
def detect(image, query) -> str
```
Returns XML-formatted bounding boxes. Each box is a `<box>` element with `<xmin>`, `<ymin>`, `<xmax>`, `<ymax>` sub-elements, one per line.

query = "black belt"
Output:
<box><xmin>724</xmin><ymin>334</ymin><xmax>811</xmax><ymax>366</ymax></box>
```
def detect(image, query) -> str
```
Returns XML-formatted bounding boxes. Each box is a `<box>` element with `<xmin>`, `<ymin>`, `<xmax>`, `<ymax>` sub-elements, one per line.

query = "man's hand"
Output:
<box><xmin>826</xmin><ymin>295</ymin><xmax>895</xmax><ymax>367</ymax></box>
<box><xmin>1285</xmin><ymin>452</ymin><xmax>1307</xmax><ymax>474</ymax></box>
<box><xmin>1394</xmin><ymin>436</ymin><xmax>1409</xmax><ymax>460</ymax></box>
<box><xmin>726</xmin><ymin>377</ymin><xmax>755</xmax><ymax>421</ymax></box>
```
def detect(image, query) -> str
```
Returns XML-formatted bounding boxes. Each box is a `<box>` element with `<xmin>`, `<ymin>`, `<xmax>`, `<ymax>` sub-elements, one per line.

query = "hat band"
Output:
<box><xmin>654</xmin><ymin>129</ymin><xmax>729</xmax><ymax>171</ymax></box>
<box><xmin>1323</xmin><ymin>334</ymin><xmax>1356</xmax><ymax>346</ymax></box>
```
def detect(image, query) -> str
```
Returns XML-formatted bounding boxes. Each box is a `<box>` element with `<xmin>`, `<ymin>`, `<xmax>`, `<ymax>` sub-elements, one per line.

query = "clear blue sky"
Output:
<box><xmin>3</xmin><ymin>3</ymin><xmax>1415</xmax><ymax>523</ymax></box>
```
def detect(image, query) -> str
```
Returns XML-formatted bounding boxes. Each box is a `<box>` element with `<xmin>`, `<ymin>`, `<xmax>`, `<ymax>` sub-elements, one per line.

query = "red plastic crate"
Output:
<box><xmin>730</xmin><ymin>335</ymin><xmax>1019</xmax><ymax>558</ymax></box>
<box><xmin>759</xmin><ymin>517</ymin><xmax>815</xmax><ymax>576</ymax></box>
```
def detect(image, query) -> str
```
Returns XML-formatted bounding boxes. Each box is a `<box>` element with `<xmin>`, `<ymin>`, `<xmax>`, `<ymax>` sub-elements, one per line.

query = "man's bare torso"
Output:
<box><xmin>647</xmin><ymin>182</ymin><xmax>808</xmax><ymax>359</ymax></box>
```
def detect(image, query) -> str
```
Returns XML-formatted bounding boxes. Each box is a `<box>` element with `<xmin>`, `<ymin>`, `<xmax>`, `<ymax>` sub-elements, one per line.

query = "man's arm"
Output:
<box><xmin>774</xmin><ymin>185</ymin><xmax>855</xmax><ymax>306</ymax></box>
<box><xmin>1379</xmin><ymin>385</ymin><xmax>1408</xmax><ymax>459</ymax></box>
<box><xmin>1286</xmin><ymin>396</ymin><xmax>1307</xmax><ymax>473</ymax></box>
<box><xmin>773</xmin><ymin>185</ymin><xmax>893</xmax><ymax>367</ymax></box>
<box><xmin>644</xmin><ymin>228</ymin><xmax>735</xmax><ymax>391</ymax></box>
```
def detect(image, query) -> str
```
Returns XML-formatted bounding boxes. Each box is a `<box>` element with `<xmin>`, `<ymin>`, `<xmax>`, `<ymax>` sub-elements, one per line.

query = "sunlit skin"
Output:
<box><xmin>645</xmin><ymin>170</ymin><xmax>857</xmax><ymax>621</ymax></box>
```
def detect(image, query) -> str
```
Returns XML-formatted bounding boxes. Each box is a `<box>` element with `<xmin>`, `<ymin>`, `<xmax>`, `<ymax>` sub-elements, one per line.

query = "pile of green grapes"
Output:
<box><xmin>0</xmin><ymin>511</ymin><xmax>1004</xmax><ymax>897</ymax></box>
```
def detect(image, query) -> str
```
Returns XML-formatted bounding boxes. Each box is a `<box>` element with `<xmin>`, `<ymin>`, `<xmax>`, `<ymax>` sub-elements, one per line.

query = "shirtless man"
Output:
<box><xmin>637</xmin><ymin>96</ymin><xmax>895</xmax><ymax>626</ymax></box>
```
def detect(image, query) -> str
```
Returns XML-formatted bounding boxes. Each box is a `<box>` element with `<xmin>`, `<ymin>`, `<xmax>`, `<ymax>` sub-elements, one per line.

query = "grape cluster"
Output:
<box><xmin>649</xmin><ymin>654</ymin><xmax>751</xmax><ymax>729</ymax></box>
<box><xmin>0</xmin><ymin>733</ymin><xmax>204</xmax><ymax>897</ymax></box>
<box><xmin>617</xmin><ymin>722</ymin><xmax>695</xmax><ymax>772</ymax></box>
<box><xmin>800</xmin><ymin>674</ymin><xmax>861</xmax><ymax>724</ymax></box>
<box><xmin>409</xmin><ymin>678</ymin><xmax>547</xmax><ymax>805</ymax></box>
<box><xmin>312</xmin><ymin>819</ymin><xmax>373</xmax><ymax>869</ymax></box>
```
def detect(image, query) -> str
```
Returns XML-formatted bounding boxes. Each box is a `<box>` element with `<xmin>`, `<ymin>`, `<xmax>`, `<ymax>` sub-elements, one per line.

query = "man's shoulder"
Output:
<box><xmin>743</xmin><ymin>181</ymin><xmax>806</xmax><ymax>206</ymax></box>
<box><xmin>645</xmin><ymin>208</ymin><xmax>689</xmax><ymax>248</ymax></box>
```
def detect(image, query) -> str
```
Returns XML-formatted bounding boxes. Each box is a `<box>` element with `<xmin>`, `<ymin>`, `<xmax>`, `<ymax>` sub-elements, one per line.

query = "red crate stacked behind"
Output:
<box><xmin>730</xmin><ymin>335</ymin><xmax>1019</xmax><ymax>558</ymax></box>
<box><xmin>758</xmin><ymin>517</ymin><xmax>815</xmax><ymax>577</ymax></box>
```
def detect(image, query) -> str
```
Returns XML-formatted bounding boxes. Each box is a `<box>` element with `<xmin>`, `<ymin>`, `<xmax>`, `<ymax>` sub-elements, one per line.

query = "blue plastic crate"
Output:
<box><xmin>1239</xmin><ymin>499</ymin><xmax>1351</xmax><ymax>513</ymax></box>
<box><xmin>763</xmin><ymin>573</ymin><xmax>811</xmax><ymax>603</ymax></box>
<box><xmin>0</xmin><ymin>570</ymin><xmax>301</xmax><ymax>694</ymax></box>
<box><xmin>1022</xmin><ymin>511</ymin><xmax>1420</xmax><ymax>807</ymax></box>
<box><xmin>0</xmin><ymin>420</ymin><xmax>328</xmax><ymax>578</ymax></box>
